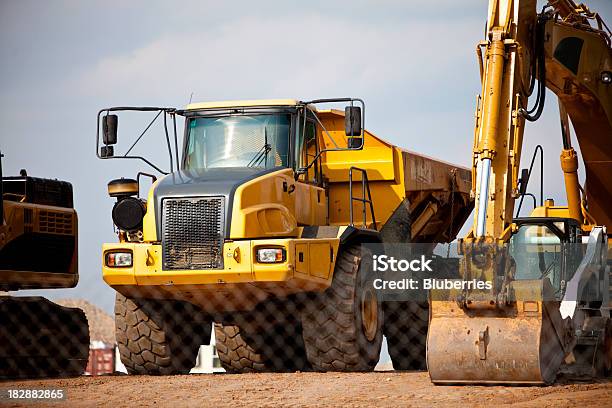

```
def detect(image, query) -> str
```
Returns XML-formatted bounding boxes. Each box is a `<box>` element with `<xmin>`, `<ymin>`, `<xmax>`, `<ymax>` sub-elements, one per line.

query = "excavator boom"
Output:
<box><xmin>428</xmin><ymin>0</ymin><xmax>612</xmax><ymax>384</ymax></box>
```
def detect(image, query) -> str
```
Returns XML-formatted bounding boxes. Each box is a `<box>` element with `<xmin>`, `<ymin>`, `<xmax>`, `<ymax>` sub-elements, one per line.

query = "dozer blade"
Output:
<box><xmin>427</xmin><ymin>300</ymin><xmax>568</xmax><ymax>384</ymax></box>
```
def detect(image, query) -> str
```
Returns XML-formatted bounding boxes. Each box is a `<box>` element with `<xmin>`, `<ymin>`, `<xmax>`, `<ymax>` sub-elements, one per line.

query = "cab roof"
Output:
<box><xmin>186</xmin><ymin>99</ymin><xmax>302</xmax><ymax>110</ymax></box>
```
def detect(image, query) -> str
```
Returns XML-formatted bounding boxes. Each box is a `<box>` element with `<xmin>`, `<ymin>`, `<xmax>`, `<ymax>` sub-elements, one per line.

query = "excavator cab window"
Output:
<box><xmin>510</xmin><ymin>224</ymin><xmax>563</xmax><ymax>290</ymax></box>
<box><xmin>509</xmin><ymin>218</ymin><xmax>582</xmax><ymax>298</ymax></box>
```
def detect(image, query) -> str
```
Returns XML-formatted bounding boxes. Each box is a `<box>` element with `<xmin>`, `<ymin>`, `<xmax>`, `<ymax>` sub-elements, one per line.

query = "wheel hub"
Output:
<box><xmin>361</xmin><ymin>286</ymin><xmax>378</xmax><ymax>341</ymax></box>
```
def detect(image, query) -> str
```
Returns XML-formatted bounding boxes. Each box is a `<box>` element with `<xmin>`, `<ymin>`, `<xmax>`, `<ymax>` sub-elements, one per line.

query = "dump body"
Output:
<box><xmin>320</xmin><ymin>110</ymin><xmax>472</xmax><ymax>244</ymax></box>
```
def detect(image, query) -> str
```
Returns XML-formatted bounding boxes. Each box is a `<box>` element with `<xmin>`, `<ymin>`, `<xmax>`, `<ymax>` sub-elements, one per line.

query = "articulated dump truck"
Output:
<box><xmin>97</xmin><ymin>98</ymin><xmax>473</xmax><ymax>373</ymax></box>
<box><xmin>0</xmin><ymin>154</ymin><xmax>89</xmax><ymax>378</ymax></box>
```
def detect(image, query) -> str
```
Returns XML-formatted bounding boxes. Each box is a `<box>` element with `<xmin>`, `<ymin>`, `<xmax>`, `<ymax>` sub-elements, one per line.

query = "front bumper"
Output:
<box><xmin>102</xmin><ymin>238</ymin><xmax>339</xmax><ymax>309</ymax></box>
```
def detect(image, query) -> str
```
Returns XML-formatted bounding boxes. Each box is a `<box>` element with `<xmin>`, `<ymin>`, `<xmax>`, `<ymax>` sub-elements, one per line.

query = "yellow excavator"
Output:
<box><xmin>0</xmin><ymin>152</ymin><xmax>89</xmax><ymax>378</ymax></box>
<box><xmin>428</xmin><ymin>0</ymin><xmax>611</xmax><ymax>384</ymax></box>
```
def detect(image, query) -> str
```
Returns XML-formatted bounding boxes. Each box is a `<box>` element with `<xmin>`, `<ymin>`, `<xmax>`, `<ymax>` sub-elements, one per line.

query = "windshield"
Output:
<box><xmin>184</xmin><ymin>114</ymin><xmax>290</xmax><ymax>170</ymax></box>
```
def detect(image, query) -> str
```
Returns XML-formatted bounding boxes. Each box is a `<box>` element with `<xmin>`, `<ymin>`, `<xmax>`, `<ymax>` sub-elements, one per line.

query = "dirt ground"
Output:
<box><xmin>1</xmin><ymin>372</ymin><xmax>611</xmax><ymax>408</ymax></box>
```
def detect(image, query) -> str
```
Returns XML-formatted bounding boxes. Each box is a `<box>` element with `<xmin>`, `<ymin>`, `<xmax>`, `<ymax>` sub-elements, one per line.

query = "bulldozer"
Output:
<box><xmin>96</xmin><ymin>98</ymin><xmax>473</xmax><ymax>373</ymax></box>
<box><xmin>0</xmin><ymin>152</ymin><xmax>90</xmax><ymax>378</ymax></box>
<box><xmin>427</xmin><ymin>0</ymin><xmax>612</xmax><ymax>384</ymax></box>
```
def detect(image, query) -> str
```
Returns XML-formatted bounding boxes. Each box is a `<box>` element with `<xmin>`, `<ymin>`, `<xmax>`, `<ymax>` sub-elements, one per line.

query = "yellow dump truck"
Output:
<box><xmin>96</xmin><ymin>98</ymin><xmax>473</xmax><ymax>373</ymax></box>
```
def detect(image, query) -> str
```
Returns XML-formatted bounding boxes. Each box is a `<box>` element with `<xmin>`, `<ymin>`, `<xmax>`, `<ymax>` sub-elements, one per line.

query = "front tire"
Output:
<box><xmin>115</xmin><ymin>293</ymin><xmax>211</xmax><ymax>375</ymax></box>
<box><xmin>301</xmin><ymin>244</ymin><xmax>383</xmax><ymax>371</ymax></box>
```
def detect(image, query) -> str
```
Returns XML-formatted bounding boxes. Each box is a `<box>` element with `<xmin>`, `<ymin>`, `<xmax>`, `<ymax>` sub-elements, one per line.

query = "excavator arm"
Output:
<box><xmin>427</xmin><ymin>0</ymin><xmax>612</xmax><ymax>384</ymax></box>
<box><xmin>470</xmin><ymin>0</ymin><xmax>536</xmax><ymax>242</ymax></box>
<box><xmin>470</xmin><ymin>0</ymin><xmax>611</xmax><ymax>242</ymax></box>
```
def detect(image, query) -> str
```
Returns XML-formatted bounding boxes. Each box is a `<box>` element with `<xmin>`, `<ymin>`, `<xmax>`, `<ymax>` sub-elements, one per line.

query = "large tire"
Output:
<box><xmin>383</xmin><ymin>301</ymin><xmax>429</xmax><ymax>371</ymax></box>
<box><xmin>215</xmin><ymin>318</ymin><xmax>310</xmax><ymax>373</ymax></box>
<box><xmin>0</xmin><ymin>297</ymin><xmax>89</xmax><ymax>378</ymax></box>
<box><xmin>301</xmin><ymin>244</ymin><xmax>383</xmax><ymax>371</ymax></box>
<box><xmin>115</xmin><ymin>293</ymin><xmax>211</xmax><ymax>375</ymax></box>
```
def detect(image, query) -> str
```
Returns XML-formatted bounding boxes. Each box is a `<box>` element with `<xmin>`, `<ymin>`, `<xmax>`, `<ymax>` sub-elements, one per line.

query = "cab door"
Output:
<box><xmin>294</xmin><ymin>111</ymin><xmax>327</xmax><ymax>226</ymax></box>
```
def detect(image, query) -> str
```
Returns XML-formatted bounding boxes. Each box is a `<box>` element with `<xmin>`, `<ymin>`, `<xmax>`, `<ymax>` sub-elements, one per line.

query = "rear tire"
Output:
<box><xmin>383</xmin><ymin>301</ymin><xmax>429</xmax><ymax>371</ymax></box>
<box><xmin>301</xmin><ymin>244</ymin><xmax>383</xmax><ymax>371</ymax></box>
<box><xmin>215</xmin><ymin>316</ymin><xmax>310</xmax><ymax>373</ymax></box>
<box><xmin>115</xmin><ymin>293</ymin><xmax>211</xmax><ymax>375</ymax></box>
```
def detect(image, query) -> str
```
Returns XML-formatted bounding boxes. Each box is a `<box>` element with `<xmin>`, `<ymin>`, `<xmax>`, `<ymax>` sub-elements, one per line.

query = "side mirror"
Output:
<box><xmin>100</xmin><ymin>145</ymin><xmax>114</xmax><ymax>158</ymax></box>
<box><xmin>103</xmin><ymin>114</ymin><xmax>118</xmax><ymax>145</ymax></box>
<box><xmin>345</xmin><ymin>106</ymin><xmax>362</xmax><ymax>148</ymax></box>
<box><xmin>518</xmin><ymin>168</ymin><xmax>529</xmax><ymax>195</ymax></box>
<box><xmin>345</xmin><ymin>106</ymin><xmax>361</xmax><ymax>136</ymax></box>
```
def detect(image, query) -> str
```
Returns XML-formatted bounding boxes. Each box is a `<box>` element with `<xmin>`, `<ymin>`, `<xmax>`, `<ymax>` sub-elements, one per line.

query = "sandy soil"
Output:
<box><xmin>1</xmin><ymin>372</ymin><xmax>611</xmax><ymax>408</ymax></box>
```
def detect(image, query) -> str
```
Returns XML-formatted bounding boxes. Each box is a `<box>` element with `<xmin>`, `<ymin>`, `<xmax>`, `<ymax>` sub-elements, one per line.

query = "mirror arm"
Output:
<box><xmin>110</xmin><ymin>155</ymin><xmax>169</xmax><ymax>175</ymax></box>
<box><xmin>124</xmin><ymin>110</ymin><xmax>163</xmax><ymax>157</ymax></box>
<box><xmin>300</xmin><ymin>97</ymin><xmax>365</xmax><ymax>148</ymax></box>
<box><xmin>311</xmin><ymin>110</ymin><xmax>340</xmax><ymax>149</ymax></box>
<box><xmin>298</xmin><ymin>142</ymin><xmax>364</xmax><ymax>176</ymax></box>
<box><xmin>96</xmin><ymin>107</ymin><xmax>178</xmax><ymax>175</ymax></box>
<box><xmin>172</xmin><ymin>112</ymin><xmax>180</xmax><ymax>170</ymax></box>
<box><xmin>163</xmin><ymin>112</ymin><xmax>174</xmax><ymax>173</ymax></box>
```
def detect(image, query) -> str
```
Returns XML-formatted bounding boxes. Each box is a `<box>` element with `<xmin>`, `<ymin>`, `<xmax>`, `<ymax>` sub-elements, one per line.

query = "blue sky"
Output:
<box><xmin>1</xmin><ymin>0</ymin><xmax>611</xmax><ymax>317</ymax></box>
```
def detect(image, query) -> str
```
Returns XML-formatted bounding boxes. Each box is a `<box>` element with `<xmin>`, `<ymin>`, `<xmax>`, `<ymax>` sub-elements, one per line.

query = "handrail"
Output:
<box><xmin>348</xmin><ymin>166</ymin><xmax>376</xmax><ymax>230</ymax></box>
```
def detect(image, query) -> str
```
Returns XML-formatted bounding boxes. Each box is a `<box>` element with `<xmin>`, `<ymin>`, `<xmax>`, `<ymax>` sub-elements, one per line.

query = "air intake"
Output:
<box><xmin>162</xmin><ymin>197</ymin><xmax>225</xmax><ymax>270</ymax></box>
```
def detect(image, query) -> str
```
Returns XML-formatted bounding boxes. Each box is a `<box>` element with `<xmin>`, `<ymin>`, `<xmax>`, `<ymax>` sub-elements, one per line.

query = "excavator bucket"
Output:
<box><xmin>427</xmin><ymin>297</ymin><xmax>569</xmax><ymax>384</ymax></box>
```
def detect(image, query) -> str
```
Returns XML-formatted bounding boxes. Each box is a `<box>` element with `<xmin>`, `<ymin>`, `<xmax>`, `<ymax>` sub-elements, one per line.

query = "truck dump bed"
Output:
<box><xmin>319</xmin><ymin>109</ymin><xmax>473</xmax><ymax>244</ymax></box>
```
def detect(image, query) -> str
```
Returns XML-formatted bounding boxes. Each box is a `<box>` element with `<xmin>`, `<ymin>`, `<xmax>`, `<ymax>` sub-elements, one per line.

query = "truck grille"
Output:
<box><xmin>162</xmin><ymin>197</ymin><xmax>225</xmax><ymax>270</ymax></box>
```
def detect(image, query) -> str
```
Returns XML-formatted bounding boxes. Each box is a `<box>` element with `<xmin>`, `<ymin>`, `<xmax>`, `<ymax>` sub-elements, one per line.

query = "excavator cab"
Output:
<box><xmin>509</xmin><ymin>217</ymin><xmax>582</xmax><ymax>301</ymax></box>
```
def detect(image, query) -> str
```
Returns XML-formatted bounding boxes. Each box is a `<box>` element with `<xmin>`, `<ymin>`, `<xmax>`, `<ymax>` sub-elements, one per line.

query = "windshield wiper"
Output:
<box><xmin>247</xmin><ymin>143</ymin><xmax>271</xmax><ymax>167</ymax></box>
<box><xmin>247</xmin><ymin>127</ymin><xmax>270</xmax><ymax>168</ymax></box>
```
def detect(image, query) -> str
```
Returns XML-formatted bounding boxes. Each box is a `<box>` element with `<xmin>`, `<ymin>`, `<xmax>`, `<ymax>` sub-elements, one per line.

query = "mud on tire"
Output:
<box><xmin>301</xmin><ymin>244</ymin><xmax>383</xmax><ymax>371</ymax></box>
<box><xmin>115</xmin><ymin>293</ymin><xmax>211</xmax><ymax>375</ymax></box>
<box><xmin>383</xmin><ymin>301</ymin><xmax>429</xmax><ymax>371</ymax></box>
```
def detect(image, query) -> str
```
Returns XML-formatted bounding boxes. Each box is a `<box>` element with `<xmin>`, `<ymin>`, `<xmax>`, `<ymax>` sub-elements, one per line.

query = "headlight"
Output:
<box><xmin>256</xmin><ymin>248</ymin><xmax>286</xmax><ymax>263</ymax></box>
<box><xmin>106</xmin><ymin>251</ymin><xmax>133</xmax><ymax>267</ymax></box>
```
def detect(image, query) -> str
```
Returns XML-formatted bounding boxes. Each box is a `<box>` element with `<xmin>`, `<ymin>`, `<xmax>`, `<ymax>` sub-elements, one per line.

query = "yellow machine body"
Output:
<box><xmin>0</xmin><ymin>172</ymin><xmax>89</xmax><ymax>378</ymax></box>
<box><xmin>102</xmin><ymin>102</ymin><xmax>473</xmax><ymax>314</ymax></box>
<box><xmin>0</xmin><ymin>186</ymin><xmax>78</xmax><ymax>290</ymax></box>
<box><xmin>428</xmin><ymin>0</ymin><xmax>612</xmax><ymax>384</ymax></box>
